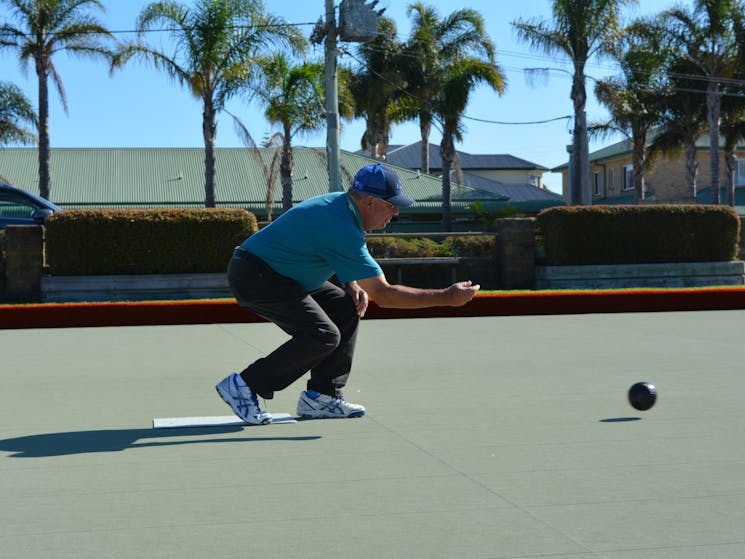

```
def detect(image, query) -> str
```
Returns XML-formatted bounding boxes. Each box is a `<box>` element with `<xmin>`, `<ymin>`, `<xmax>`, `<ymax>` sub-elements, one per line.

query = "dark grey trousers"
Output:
<box><xmin>227</xmin><ymin>249</ymin><xmax>360</xmax><ymax>399</ymax></box>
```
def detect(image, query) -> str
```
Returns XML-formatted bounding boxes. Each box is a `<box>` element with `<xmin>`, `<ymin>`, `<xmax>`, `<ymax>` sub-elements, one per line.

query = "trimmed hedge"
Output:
<box><xmin>442</xmin><ymin>235</ymin><xmax>495</xmax><ymax>257</ymax></box>
<box><xmin>366</xmin><ymin>235</ymin><xmax>495</xmax><ymax>258</ymax></box>
<box><xmin>45</xmin><ymin>208</ymin><xmax>258</xmax><ymax>275</ymax></box>
<box><xmin>537</xmin><ymin>205</ymin><xmax>740</xmax><ymax>265</ymax></box>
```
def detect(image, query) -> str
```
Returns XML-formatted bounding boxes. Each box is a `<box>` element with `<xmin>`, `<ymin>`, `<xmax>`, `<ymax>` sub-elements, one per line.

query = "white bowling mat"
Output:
<box><xmin>153</xmin><ymin>413</ymin><xmax>297</xmax><ymax>428</ymax></box>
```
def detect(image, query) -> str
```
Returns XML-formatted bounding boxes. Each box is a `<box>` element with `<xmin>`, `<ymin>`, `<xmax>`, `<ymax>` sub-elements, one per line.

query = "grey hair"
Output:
<box><xmin>347</xmin><ymin>188</ymin><xmax>369</xmax><ymax>201</ymax></box>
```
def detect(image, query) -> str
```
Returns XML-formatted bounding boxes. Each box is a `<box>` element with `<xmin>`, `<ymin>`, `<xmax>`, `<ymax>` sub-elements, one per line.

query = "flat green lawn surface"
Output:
<box><xmin>2</xmin><ymin>311</ymin><xmax>745</xmax><ymax>558</ymax></box>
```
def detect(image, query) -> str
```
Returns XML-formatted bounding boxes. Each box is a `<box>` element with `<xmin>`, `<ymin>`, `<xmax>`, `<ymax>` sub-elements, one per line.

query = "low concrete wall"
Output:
<box><xmin>42</xmin><ymin>257</ymin><xmax>498</xmax><ymax>302</ymax></box>
<box><xmin>42</xmin><ymin>273</ymin><xmax>231</xmax><ymax>302</ymax></box>
<box><xmin>536</xmin><ymin>261</ymin><xmax>745</xmax><ymax>289</ymax></box>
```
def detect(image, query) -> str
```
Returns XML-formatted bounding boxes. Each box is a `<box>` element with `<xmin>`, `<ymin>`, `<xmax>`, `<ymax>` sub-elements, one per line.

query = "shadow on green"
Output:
<box><xmin>0</xmin><ymin>427</ymin><xmax>321</xmax><ymax>458</ymax></box>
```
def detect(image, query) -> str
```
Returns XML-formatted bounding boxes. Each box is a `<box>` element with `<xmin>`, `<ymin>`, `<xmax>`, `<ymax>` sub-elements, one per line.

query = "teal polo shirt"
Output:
<box><xmin>241</xmin><ymin>192</ymin><xmax>382</xmax><ymax>291</ymax></box>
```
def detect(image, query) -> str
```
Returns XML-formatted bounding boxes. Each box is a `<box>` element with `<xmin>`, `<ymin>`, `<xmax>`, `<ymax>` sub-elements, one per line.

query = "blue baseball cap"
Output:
<box><xmin>351</xmin><ymin>163</ymin><xmax>414</xmax><ymax>207</ymax></box>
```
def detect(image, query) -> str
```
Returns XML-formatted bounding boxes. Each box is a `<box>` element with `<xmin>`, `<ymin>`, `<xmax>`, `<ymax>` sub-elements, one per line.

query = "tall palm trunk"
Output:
<box><xmin>281</xmin><ymin>123</ymin><xmax>294</xmax><ymax>211</ymax></box>
<box><xmin>202</xmin><ymin>92</ymin><xmax>217</xmax><ymax>208</ymax></box>
<box><xmin>372</xmin><ymin>112</ymin><xmax>388</xmax><ymax>158</ymax></box>
<box><xmin>632</xmin><ymin>126</ymin><xmax>647</xmax><ymax>203</ymax></box>
<box><xmin>35</xmin><ymin>52</ymin><xmax>51</xmax><ymax>200</ymax></box>
<box><xmin>571</xmin><ymin>70</ymin><xmax>589</xmax><ymax>205</ymax></box>
<box><xmin>725</xmin><ymin>149</ymin><xmax>736</xmax><ymax>207</ymax></box>
<box><xmin>684</xmin><ymin>140</ymin><xmax>699</xmax><ymax>201</ymax></box>
<box><xmin>707</xmin><ymin>80</ymin><xmax>721</xmax><ymax>205</ymax></box>
<box><xmin>440</xmin><ymin>132</ymin><xmax>455</xmax><ymax>232</ymax></box>
<box><xmin>420</xmin><ymin>113</ymin><xmax>431</xmax><ymax>174</ymax></box>
<box><xmin>361</xmin><ymin>112</ymin><xmax>388</xmax><ymax>159</ymax></box>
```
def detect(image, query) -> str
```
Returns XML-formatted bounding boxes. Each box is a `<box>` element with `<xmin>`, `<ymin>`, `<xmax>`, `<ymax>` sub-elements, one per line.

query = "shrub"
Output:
<box><xmin>45</xmin><ymin>208</ymin><xmax>258</xmax><ymax>275</ymax></box>
<box><xmin>366</xmin><ymin>235</ymin><xmax>496</xmax><ymax>258</ymax></box>
<box><xmin>366</xmin><ymin>236</ymin><xmax>451</xmax><ymax>258</ymax></box>
<box><xmin>442</xmin><ymin>235</ymin><xmax>495</xmax><ymax>257</ymax></box>
<box><xmin>537</xmin><ymin>205</ymin><xmax>740</xmax><ymax>265</ymax></box>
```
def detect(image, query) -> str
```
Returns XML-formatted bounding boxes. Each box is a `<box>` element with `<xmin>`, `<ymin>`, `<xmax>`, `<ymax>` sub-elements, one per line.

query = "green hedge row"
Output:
<box><xmin>366</xmin><ymin>235</ymin><xmax>495</xmax><ymax>258</ymax></box>
<box><xmin>45</xmin><ymin>208</ymin><xmax>258</xmax><ymax>275</ymax></box>
<box><xmin>536</xmin><ymin>205</ymin><xmax>740</xmax><ymax>265</ymax></box>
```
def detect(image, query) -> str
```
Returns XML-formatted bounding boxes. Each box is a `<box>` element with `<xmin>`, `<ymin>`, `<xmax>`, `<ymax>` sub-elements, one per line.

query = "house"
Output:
<box><xmin>359</xmin><ymin>141</ymin><xmax>564</xmax><ymax>214</ymax></box>
<box><xmin>0</xmin><ymin>146</ymin><xmax>514</xmax><ymax>232</ymax></box>
<box><xmin>553</xmin><ymin>134</ymin><xmax>745</xmax><ymax>209</ymax></box>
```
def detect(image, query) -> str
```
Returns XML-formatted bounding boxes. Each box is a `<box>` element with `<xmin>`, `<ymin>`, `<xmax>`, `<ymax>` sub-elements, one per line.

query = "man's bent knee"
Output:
<box><xmin>315</xmin><ymin>325</ymin><xmax>342</xmax><ymax>350</ymax></box>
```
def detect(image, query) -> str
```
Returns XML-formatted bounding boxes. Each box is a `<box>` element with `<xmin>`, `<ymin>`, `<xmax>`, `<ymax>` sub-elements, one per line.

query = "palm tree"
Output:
<box><xmin>112</xmin><ymin>0</ymin><xmax>305</xmax><ymax>207</ymax></box>
<box><xmin>719</xmin><ymin>5</ymin><xmax>745</xmax><ymax>206</ymax></box>
<box><xmin>513</xmin><ymin>0</ymin><xmax>635</xmax><ymax>205</ymax></box>
<box><xmin>720</xmin><ymin>98</ymin><xmax>745</xmax><ymax>206</ymax></box>
<box><xmin>0</xmin><ymin>81</ymin><xmax>37</xmax><ymax>146</ymax></box>
<box><xmin>400</xmin><ymin>3</ymin><xmax>496</xmax><ymax>175</ymax></box>
<box><xmin>252</xmin><ymin>53</ymin><xmax>347</xmax><ymax>211</ymax></box>
<box><xmin>348</xmin><ymin>16</ymin><xmax>405</xmax><ymax>160</ymax></box>
<box><xmin>230</xmin><ymin>52</ymin><xmax>351</xmax><ymax>220</ymax></box>
<box><xmin>435</xmin><ymin>59</ymin><xmax>505</xmax><ymax>231</ymax></box>
<box><xmin>662</xmin><ymin>0</ymin><xmax>743</xmax><ymax>205</ymax></box>
<box><xmin>592</xmin><ymin>18</ymin><xmax>670</xmax><ymax>203</ymax></box>
<box><xmin>0</xmin><ymin>0</ymin><xmax>115</xmax><ymax>200</ymax></box>
<box><xmin>230</xmin><ymin>121</ymin><xmax>283</xmax><ymax>221</ymax></box>
<box><xmin>648</xmin><ymin>55</ymin><xmax>709</xmax><ymax>202</ymax></box>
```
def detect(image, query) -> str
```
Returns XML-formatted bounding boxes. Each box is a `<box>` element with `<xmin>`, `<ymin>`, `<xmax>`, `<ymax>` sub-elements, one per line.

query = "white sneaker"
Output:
<box><xmin>215</xmin><ymin>373</ymin><xmax>272</xmax><ymax>425</ymax></box>
<box><xmin>297</xmin><ymin>390</ymin><xmax>366</xmax><ymax>419</ymax></box>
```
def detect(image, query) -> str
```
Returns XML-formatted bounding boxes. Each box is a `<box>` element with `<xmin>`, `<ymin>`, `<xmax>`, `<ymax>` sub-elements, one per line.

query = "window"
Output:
<box><xmin>736</xmin><ymin>159</ymin><xmax>745</xmax><ymax>186</ymax></box>
<box><xmin>0</xmin><ymin>191</ymin><xmax>36</xmax><ymax>219</ymax></box>
<box><xmin>623</xmin><ymin>165</ymin><xmax>633</xmax><ymax>190</ymax></box>
<box><xmin>593</xmin><ymin>171</ymin><xmax>601</xmax><ymax>196</ymax></box>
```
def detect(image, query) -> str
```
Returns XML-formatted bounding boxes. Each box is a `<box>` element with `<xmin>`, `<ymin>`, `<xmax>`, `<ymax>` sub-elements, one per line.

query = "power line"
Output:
<box><xmin>0</xmin><ymin>21</ymin><xmax>317</xmax><ymax>39</ymax></box>
<box><xmin>7</xmin><ymin>15</ymin><xmax>745</xmax><ymax>117</ymax></box>
<box><xmin>340</xmin><ymin>47</ymin><xmax>573</xmax><ymax>127</ymax></box>
<box><xmin>463</xmin><ymin>114</ymin><xmax>572</xmax><ymax>125</ymax></box>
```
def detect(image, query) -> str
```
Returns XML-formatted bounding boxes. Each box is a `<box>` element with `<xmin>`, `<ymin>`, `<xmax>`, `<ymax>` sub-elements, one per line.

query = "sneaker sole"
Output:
<box><xmin>298</xmin><ymin>410</ymin><xmax>365</xmax><ymax>419</ymax></box>
<box><xmin>215</xmin><ymin>385</ymin><xmax>272</xmax><ymax>425</ymax></box>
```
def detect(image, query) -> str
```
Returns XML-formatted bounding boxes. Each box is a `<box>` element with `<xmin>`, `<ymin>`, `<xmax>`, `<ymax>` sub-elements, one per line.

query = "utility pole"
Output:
<box><xmin>325</xmin><ymin>0</ymin><xmax>342</xmax><ymax>192</ymax></box>
<box><xmin>313</xmin><ymin>0</ymin><xmax>382</xmax><ymax>193</ymax></box>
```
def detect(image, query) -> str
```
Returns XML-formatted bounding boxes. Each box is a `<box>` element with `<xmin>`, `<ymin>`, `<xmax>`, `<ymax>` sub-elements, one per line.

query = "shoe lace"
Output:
<box><xmin>245</xmin><ymin>387</ymin><xmax>264</xmax><ymax>415</ymax></box>
<box><xmin>331</xmin><ymin>396</ymin><xmax>354</xmax><ymax>409</ymax></box>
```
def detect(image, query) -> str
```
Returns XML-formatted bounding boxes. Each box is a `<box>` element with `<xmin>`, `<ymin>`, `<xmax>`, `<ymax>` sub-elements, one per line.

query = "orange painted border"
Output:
<box><xmin>2</xmin><ymin>287</ymin><xmax>745</xmax><ymax>329</ymax></box>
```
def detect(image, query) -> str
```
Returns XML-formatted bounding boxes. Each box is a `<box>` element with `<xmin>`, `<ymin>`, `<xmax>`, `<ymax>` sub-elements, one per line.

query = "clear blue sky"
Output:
<box><xmin>0</xmin><ymin>0</ymin><xmax>690</xmax><ymax>193</ymax></box>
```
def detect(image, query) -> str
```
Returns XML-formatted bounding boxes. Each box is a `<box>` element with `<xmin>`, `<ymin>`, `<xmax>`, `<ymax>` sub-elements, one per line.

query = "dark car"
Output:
<box><xmin>0</xmin><ymin>182</ymin><xmax>61</xmax><ymax>229</ymax></box>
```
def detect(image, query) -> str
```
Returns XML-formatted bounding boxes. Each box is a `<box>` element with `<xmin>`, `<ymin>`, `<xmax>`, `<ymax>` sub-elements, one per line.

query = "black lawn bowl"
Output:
<box><xmin>628</xmin><ymin>382</ymin><xmax>657</xmax><ymax>411</ymax></box>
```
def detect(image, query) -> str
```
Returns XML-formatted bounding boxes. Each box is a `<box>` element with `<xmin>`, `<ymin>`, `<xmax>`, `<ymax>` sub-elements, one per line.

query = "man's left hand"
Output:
<box><xmin>345</xmin><ymin>281</ymin><xmax>369</xmax><ymax>317</ymax></box>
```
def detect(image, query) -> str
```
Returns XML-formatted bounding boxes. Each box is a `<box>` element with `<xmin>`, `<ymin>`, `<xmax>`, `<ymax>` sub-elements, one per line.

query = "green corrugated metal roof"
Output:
<box><xmin>0</xmin><ymin>147</ymin><xmax>508</xmax><ymax>216</ymax></box>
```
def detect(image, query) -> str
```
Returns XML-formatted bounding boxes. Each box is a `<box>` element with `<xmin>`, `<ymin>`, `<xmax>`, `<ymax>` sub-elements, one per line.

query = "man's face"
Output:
<box><xmin>364</xmin><ymin>196</ymin><xmax>399</xmax><ymax>231</ymax></box>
